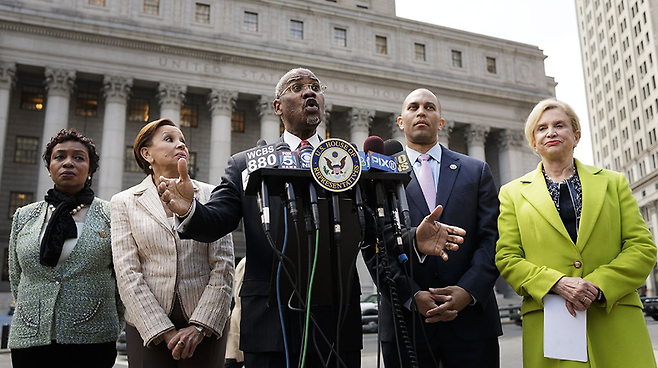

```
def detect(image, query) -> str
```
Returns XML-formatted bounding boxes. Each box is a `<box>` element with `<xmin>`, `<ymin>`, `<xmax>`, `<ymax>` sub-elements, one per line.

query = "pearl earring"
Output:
<box><xmin>149</xmin><ymin>165</ymin><xmax>152</xmax><ymax>170</ymax></box>
<box><xmin>88</xmin><ymin>176</ymin><xmax>91</xmax><ymax>180</ymax></box>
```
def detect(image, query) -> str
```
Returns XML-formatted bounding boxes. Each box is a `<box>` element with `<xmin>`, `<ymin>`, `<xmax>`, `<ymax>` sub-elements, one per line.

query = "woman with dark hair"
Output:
<box><xmin>111</xmin><ymin>118</ymin><xmax>234</xmax><ymax>367</ymax></box>
<box><xmin>8</xmin><ymin>129</ymin><xmax>124</xmax><ymax>367</ymax></box>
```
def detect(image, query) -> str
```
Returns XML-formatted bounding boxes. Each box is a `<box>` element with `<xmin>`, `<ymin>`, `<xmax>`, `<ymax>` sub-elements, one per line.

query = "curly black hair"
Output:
<box><xmin>43</xmin><ymin>129</ymin><xmax>100</xmax><ymax>185</ymax></box>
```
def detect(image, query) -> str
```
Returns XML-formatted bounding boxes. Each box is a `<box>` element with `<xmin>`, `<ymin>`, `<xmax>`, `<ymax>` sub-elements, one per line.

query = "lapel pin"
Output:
<box><xmin>449</xmin><ymin>164</ymin><xmax>457</xmax><ymax>170</ymax></box>
<box><xmin>99</xmin><ymin>230</ymin><xmax>107</xmax><ymax>238</ymax></box>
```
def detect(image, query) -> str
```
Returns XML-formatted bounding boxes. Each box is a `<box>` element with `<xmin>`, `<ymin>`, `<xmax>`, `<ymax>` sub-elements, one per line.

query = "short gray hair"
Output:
<box><xmin>275</xmin><ymin>68</ymin><xmax>319</xmax><ymax>98</ymax></box>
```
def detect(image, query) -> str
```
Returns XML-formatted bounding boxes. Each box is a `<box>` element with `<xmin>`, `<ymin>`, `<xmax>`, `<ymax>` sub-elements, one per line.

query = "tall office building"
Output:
<box><xmin>575</xmin><ymin>0</ymin><xmax>657</xmax><ymax>291</ymax></box>
<box><xmin>0</xmin><ymin>0</ymin><xmax>554</xmax><ymax>301</ymax></box>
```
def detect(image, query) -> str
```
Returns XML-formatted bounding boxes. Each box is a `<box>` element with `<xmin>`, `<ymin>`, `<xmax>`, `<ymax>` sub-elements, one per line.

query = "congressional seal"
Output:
<box><xmin>310</xmin><ymin>138</ymin><xmax>361</xmax><ymax>192</ymax></box>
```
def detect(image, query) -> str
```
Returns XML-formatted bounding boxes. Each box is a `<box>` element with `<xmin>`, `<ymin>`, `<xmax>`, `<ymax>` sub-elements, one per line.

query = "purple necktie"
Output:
<box><xmin>418</xmin><ymin>154</ymin><xmax>436</xmax><ymax>211</ymax></box>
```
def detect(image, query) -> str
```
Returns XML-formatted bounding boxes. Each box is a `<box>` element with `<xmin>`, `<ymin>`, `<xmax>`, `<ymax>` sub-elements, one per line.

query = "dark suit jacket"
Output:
<box><xmin>365</xmin><ymin>145</ymin><xmax>502</xmax><ymax>346</ymax></box>
<box><xmin>180</xmin><ymin>137</ymin><xmax>362</xmax><ymax>354</ymax></box>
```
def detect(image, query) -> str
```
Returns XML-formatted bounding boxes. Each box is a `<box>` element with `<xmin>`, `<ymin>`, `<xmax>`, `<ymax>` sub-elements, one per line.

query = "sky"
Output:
<box><xmin>395</xmin><ymin>0</ymin><xmax>594</xmax><ymax>164</ymax></box>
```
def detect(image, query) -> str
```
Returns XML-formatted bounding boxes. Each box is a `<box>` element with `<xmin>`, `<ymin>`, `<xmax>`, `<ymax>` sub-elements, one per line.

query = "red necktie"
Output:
<box><xmin>298</xmin><ymin>140</ymin><xmax>311</xmax><ymax>151</ymax></box>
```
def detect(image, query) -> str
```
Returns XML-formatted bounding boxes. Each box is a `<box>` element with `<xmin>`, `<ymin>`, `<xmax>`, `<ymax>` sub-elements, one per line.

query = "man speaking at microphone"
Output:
<box><xmin>373</xmin><ymin>88</ymin><xmax>502</xmax><ymax>368</ymax></box>
<box><xmin>157</xmin><ymin>70</ymin><xmax>462</xmax><ymax>368</ymax></box>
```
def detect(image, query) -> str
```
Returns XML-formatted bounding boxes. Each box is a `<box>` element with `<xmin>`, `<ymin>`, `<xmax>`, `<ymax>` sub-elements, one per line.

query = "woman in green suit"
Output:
<box><xmin>8</xmin><ymin>129</ymin><xmax>124</xmax><ymax>367</ymax></box>
<box><xmin>496</xmin><ymin>99</ymin><xmax>657</xmax><ymax>367</ymax></box>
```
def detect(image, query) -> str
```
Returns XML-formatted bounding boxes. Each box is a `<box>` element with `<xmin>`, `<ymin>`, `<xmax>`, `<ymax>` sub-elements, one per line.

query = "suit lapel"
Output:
<box><xmin>435</xmin><ymin>147</ymin><xmax>460</xmax><ymax>221</ymax></box>
<box><xmin>575</xmin><ymin>160</ymin><xmax>608</xmax><ymax>251</ymax></box>
<box><xmin>407</xmin><ymin>170</ymin><xmax>429</xmax><ymax>215</ymax></box>
<box><xmin>519</xmin><ymin>164</ymin><xmax>573</xmax><ymax>244</ymax></box>
<box><xmin>135</xmin><ymin>177</ymin><xmax>175</xmax><ymax>236</ymax></box>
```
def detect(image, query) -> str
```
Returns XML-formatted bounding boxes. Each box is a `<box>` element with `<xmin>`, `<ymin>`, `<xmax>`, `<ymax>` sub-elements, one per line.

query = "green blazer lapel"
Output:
<box><xmin>134</xmin><ymin>177</ymin><xmax>174</xmax><ymax>236</ymax></box>
<box><xmin>575</xmin><ymin>159</ymin><xmax>608</xmax><ymax>251</ymax></box>
<box><xmin>519</xmin><ymin>163</ymin><xmax>574</xmax><ymax>244</ymax></box>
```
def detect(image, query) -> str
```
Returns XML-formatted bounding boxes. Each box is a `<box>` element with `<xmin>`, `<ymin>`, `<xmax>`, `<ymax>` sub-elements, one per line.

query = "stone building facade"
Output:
<box><xmin>0</xmin><ymin>0</ymin><xmax>554</xmax><ymax>297</ymax></box>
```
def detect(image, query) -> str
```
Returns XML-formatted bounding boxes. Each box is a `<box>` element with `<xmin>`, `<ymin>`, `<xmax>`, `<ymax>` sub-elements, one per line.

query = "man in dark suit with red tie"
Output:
<box><xmin>366</xmin><ymin>88</ymin><xmax>502</xmax><ymax>367</ymax></box>
<box><xmin>158</xmin><ymin>71</ymin><xmax>463</xmax><ymax>368</ymax></box>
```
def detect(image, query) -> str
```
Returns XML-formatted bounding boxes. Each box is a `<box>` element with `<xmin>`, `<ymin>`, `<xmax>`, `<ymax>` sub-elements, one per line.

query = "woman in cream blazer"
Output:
<box><xmin>496</xmin><ymin>99</ymin><xmax>656</xmax><ymax>367</ymax></box>
<box><xmin>111</xmin><ymin>119</ymin><xmax>234</xmax><ymax>367</ymax></box>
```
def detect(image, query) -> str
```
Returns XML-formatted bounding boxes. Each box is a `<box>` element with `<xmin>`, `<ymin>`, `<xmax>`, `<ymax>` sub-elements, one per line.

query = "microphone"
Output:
<box><xmin>298</xmin><ymin>143</ymin><xmax>312</xmax><ymax>170</ymax></box>
<box><xmin>384</xmin><ymin>139</ymin><xmax>412</xmax><ymax>174</ymax></box>
<box><xmin>255</xmin><ymin>139</ymin><xmax>271</xmax><ymax>232</ymax></box>
<box><xmin>351</xmin><ymin>143</ymin><xmax>366</xmax><ymax>230</ymax></box>
<box><xmin>363</xmin><ymin>136</ymin><xmax>387</xmax><ymax>226</ymax></box>
<box><xmin>383</xmin><ymin>139</ymin><xmax>412</xmax><ymax>230</ymax></box>
<box><xmin>298</xmin><ymin>144</ymin><xmax>320</xmax><ymax>230</ymax></box>
<box><xmin>276</xmin><ymin>142</ymin><xmax>298</xmax><ymax>218</ymax></box>
<box><xmin>277</xmin><ymin>142</ymin><xmax>299</xmax><ymax>169</ymax></box>
<box><xmin>363</xmin><ymin>136</ymin><xmax>396</xmax><ymax>172</ymax></box>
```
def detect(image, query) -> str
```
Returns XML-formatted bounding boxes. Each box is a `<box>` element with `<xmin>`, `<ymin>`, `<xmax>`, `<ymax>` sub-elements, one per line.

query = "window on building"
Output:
<box><xmin>376</xmin><ymin>36</ymin><xmax>387</xmax><ymax>54</ymax></box>
<box><xmin>75</xmin><ymin>92</ymin><xmax>98</xmax><ymax>117</ymax></box>
<box><xmin>290</xmin><ymin>20</ymin><xmax>304</xmax><ymax>39</ymax></box>
<box><xmin>21</xmin><ymin>86</ymin><xmax>44</xmax><ymax>111</ymax></box>
<box><xmin>333</xmin><ymin>27</ymin><xmax>347</xmax><ymax>47</ymax></box>
<box><xmin>14</xmin><ymin>136</ymin><xmax>39</xmax><ymax>164</ymax></box>
<box><xmin>486</xmin><ymin>57</ymin><xmax>497</xmax><ymax>74</ymax></box>
<box><xmin>128</xmin><ymin>98</ymin><xmax>150</xmax><ymax>122</ymax></box>
<box><xmin>195</xmin><ymin>3</ymin><xmax>210</xmax><ymax>24</ymax></box>
<box><xmin>89</xmin><ymin>0</ymin><xmax>105</xmax><ymax>5</ymax></box>
<box><xmin>180</xmin><ymin>105</ymin><xmax>198</xmax><ymax>127</ymax></box>
<box><xmin>125</xmin><ymin>146</ymin><xmax>142</xmax><ymax>173</ymax></box>
<box><xmin>188</xmin><ymin>152</ymin><xmax>197</xmax><ymax>179</ymax></box>
<box><xmin>9</xmin><ymin>192</ymin><xmax>33</xmax><ymax>218</ymax></box>
<box><xmin>452</xmin><ymin>50</ymin><xmax>462</xmax><ymax>68</ymax></box>
<box><xmin>143</xmin><ymin>0</ymin><xmax>159</xmax><ymax>15</ymax></box>
<box><xmin>244</xmin><ymin>11</ymin><xmax>258</xmax><ymax>32</ymax></box>
<box><xmin>414</xmin><ymin>43</ymin><xmax>426</xmax><ymax>61</ymax></box>
<box><xmin>231</xmin><ymin>110</ymin><xmax>245</xmax><ymax>132</ymax></box>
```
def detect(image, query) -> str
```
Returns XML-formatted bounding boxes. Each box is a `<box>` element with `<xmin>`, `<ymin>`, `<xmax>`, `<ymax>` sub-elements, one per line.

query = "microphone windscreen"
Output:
<box><xmin>363</xmin><ymin>136</ymin><xmax>385</xmax><ymax>154</ymax></box>
<box><xmin>384</xmin><ymin>139</ymin><xmax>404</xmax><ymax>156</ymax></box>
<box><xmin>256</xmin><ymin>139</ymin><xmax>267</xmax><ymax>147</ymax></box>
<box><xmin>298</xmin><ymin>144</ymin><xmax>313</xmax><ymax>169</ymax></box>
<box><xmin>276</xmin><ymin>141</ymin><xmax>291</xmax><ymax>152</ymax></box>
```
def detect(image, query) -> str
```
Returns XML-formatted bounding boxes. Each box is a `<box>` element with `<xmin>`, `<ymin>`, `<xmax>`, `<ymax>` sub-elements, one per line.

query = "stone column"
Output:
<box><xmin>389</xmin><ymin>114</ymin><xmax>406</xmax><ymax>144</ymax></box>
<box><xmin>497</xmin><ymin>129</ymin><xmax>526</xmax><ymax>185</ymax></box>
<box><xmin>0</xmin><ymin>62</ymin><xmax>16</xmax><ymax>193</ymax></box>
<box><xmin>97</xmin><ymin>75</ymin><xmax>132</xmax><ymax>199</ymax></box>
<box><xmin>464</xmin><ymin>124</ymin><xmax>489</xmax><ymax>162</ymax></box>
<box><xmin>438</xmin><ymin>120</ymin><xmax>454</xmax><ymax>148</ymax></box>
<box><xmin>208</xmin><ymin>89</ymin><xmax>237</xmax><ymax>185</ymax></box>
<box><xmin>317</xmin><ymin>104</ymin><xmax>331</xmax><ymax>140</ymax></box>
<box><xmin>350</xmin><ymin>108</ymin><xmax>374</xmax><ymax>150</ymax></box>
<box><xmin>258</xmin><ymin>95</ymin><xmax>280</xmax><ymax>144</ymax></box>
<box><xmin>37</xmin><ymin>68</ymin><xmax>76</xmax><ymax>197</ymax></box>
<box><xmin>157</xmin><ymin>82</ymin><xmax>186</xmax><ymax>126</ymax></box>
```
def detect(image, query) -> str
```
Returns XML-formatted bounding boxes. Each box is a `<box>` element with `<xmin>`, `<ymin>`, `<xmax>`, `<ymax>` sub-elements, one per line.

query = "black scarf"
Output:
<box><xmin>40</xmin><ymin>186</ymin><xmax>95</xmax><ymax>267</ymax></box>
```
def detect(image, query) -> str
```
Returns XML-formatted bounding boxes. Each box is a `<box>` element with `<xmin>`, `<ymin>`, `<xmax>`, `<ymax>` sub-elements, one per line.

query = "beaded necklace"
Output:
<box><xmin>48</xmin><ymin>203</ymin><xmax>86</xmax><ymax>216</ymax></box>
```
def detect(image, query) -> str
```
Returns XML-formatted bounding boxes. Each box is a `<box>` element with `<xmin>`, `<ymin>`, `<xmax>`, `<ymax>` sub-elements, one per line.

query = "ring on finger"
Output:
<box><xmin>177</xmin><ymin>340</ymin><xmax>185</xmax><ymax>348</ymax></box>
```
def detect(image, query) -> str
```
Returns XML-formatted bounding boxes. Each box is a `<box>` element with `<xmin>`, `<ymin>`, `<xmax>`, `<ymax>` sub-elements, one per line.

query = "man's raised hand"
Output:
<box><xmin>415</xmin><ymin>205</ymin><xmax>466</xmax><ymax>260</ymax></box>
<box><xmin>157</xmin><ymin>158</ymin><xmax>195</xmax><ymax>216</ymax></box>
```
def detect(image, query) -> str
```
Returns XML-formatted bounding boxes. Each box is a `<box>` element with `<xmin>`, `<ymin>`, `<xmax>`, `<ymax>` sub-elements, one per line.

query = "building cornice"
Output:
<box><xmin>0</xmin><ymin>20</ymin><xmax>553</xmax><ymax>104</ymax></box>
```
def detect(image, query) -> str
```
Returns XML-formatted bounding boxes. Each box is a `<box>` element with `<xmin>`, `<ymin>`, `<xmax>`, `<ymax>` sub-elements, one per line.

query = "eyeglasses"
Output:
<box><xmin>279</xmin><ymin>82</ymin><xmax>327</xmax><ymax>97</ymax></box>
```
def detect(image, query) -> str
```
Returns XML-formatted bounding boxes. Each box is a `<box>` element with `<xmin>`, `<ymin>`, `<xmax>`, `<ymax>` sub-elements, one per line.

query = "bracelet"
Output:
<box><xmin>192</xmin><ymin>324</ymin><xmax>206</xmax><ymax>337</ymax></box>
<box><xmin>176</xmin><ymin>201</ymin><xmax>194</xmax><ymax>219</ymax></box>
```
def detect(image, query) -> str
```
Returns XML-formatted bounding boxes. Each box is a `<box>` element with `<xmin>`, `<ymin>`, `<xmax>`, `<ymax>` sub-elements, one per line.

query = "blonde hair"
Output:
<box><xmin>524</xmin><ymin>98</ymin><xmax>581</xmax><ymax>149</ymax></box>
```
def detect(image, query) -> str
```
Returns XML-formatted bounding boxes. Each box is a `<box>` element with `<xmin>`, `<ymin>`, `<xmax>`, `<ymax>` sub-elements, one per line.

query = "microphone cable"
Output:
<box><xmin>277</xmin><ymin>210</ymin><xmax>292</xmax><ymax>368</ymax></box>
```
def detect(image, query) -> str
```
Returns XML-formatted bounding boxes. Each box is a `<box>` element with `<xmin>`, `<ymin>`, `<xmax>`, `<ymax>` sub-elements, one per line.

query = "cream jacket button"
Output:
<box><xmin>574</xmin><ymin>260</ymin><xmax>582</xmax><ymax>269</ymax></box>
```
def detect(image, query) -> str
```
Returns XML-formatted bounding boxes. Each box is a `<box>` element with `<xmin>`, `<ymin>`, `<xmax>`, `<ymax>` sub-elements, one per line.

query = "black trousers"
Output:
<box><xmin>126</xmin><ymin>299</ymin><xmax>228</xmax><ymax>368</ymax></box>
<box><xmin>382</xmin><ymin>334</ymin><xmax>499</xmax><ymax>368</ymax></box>
<box><xmin>11</xmin><ymin>341</ymin><xmax>117</xmax><ymax>368</ymax></box>
<box><xmin>244</xmin><ymin>350</ymin><xmax>361</xmax><ymax>368</ymax></box>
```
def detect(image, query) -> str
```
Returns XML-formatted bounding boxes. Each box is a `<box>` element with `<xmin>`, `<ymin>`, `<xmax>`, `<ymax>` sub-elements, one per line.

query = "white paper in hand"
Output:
<box><xmin>543</xmin><ymin>294</ymin><xmax>588</xmax><ymax>362</ymax></box>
